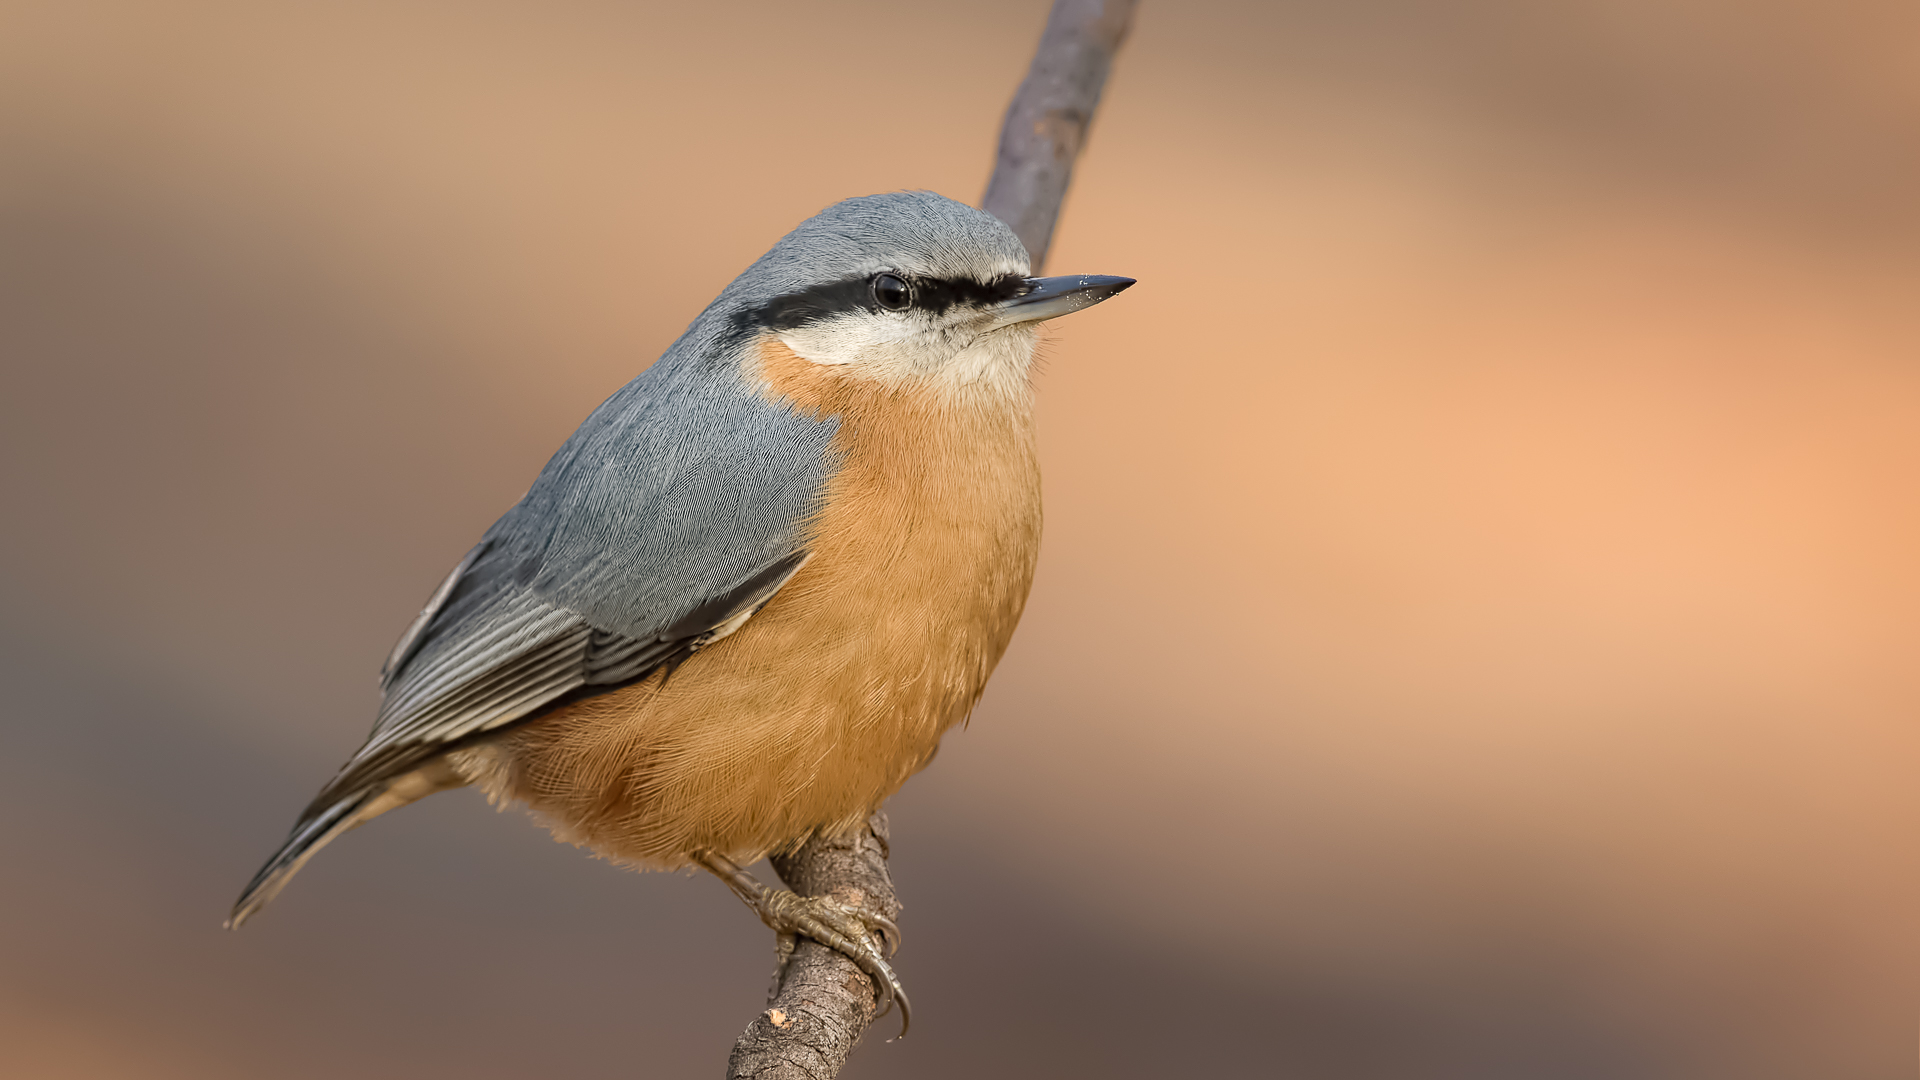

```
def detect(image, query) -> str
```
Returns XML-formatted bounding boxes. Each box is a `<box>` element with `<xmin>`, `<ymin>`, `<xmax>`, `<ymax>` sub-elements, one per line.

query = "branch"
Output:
<box><xmin>723</xmin><ymin>5</ymin><xmax>1136</xmax><ymax>1075</ymax></box>
<box><xmin>725</xmin><ymin>813</ymin><xmax>899</xmax><ymax>1080</ymax></box>
<box><xmin>982</xmin><ymin>0</ymin><xmax>1139</xmax><ymax>272</ymax></box>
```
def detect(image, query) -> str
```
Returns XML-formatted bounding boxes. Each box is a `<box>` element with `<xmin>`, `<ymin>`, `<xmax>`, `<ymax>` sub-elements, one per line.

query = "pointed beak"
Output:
<box><xmin>988</xmin><ymin>274</ymin><xmax>1136</xmax><ymax>328</ymax></box>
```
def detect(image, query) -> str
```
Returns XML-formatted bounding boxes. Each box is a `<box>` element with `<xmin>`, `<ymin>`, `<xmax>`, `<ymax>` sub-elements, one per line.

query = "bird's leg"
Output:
<box><xmin>694</xmin><ymin>850</ymin><xmax>910</xmax><ymax>1033</ymax></box>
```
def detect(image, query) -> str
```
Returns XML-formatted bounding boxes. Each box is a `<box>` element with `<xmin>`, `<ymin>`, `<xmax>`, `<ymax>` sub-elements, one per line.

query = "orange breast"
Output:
<box><xmin>457</xmin><ymin>336</ymin><xmax>1043</xmax><ymax>868</ymax></box>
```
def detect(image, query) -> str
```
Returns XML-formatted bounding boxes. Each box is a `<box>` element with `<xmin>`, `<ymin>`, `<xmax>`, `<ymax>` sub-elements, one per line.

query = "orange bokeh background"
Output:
<box><xmin>4</xmin><ymin>1</ymin><xmax>1920</xmax><ymax>1076</ymax></box>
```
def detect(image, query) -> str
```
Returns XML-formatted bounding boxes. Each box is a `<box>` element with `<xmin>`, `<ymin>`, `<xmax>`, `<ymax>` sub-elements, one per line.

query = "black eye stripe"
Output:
<box><xmin>748</xmin><ymin>273</ymin><xmax>1028</xmax><ymax>331</ymax></box>
<box><xmin>909</xmin><ymin>275</ymin><xmax>1029</xmax><ymax>314</ymax></box>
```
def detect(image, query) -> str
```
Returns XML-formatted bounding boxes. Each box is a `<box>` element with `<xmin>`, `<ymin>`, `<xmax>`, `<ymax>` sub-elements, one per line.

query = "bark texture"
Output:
<box><xmin>725</xmin><ymin>813</ymin><xmax>899</xmax><ymax>1080</ymax></box>
<box><xmin>723</xmin><ymin>3</ymin><xmax>1135</xmax><ymax>1074</ymax></box>
<box><xmin>981</xmin><ymin>0</ymin><xmax>1139</xmax><ymax>272</ymax></box>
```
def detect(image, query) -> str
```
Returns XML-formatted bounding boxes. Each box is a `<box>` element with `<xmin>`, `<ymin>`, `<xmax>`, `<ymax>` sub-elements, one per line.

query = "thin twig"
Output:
<box><xmin>725</xmin><ymin>814</ymin><xmax>899</xmax><ymax>1080</ymax></box>
<box><xmin>982</xmin><ymin>0</ymin><xmax>1139</xmax><ymax>272</ymax></box>
<box><xmin>722</xmin><ymin>4</ymin><xmax>1136</xmax><ymax>1075</ymax></box>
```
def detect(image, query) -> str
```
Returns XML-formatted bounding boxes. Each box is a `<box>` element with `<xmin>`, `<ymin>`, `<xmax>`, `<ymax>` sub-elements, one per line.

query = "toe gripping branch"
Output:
<box><xmin>697</xmin><ymin>826</ymin><xmax>912</xmax><ymax>1039</ymax></box>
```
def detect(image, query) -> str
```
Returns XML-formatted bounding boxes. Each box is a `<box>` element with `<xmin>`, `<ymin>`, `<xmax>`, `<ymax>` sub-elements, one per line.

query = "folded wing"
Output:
<box><xmin>229</xmin><ymin>357</ymin><xmax>838</xmax><ymax>926</ymax></box>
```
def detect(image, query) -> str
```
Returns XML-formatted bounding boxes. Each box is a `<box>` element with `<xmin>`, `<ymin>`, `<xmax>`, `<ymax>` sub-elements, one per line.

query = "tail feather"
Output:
<box><xmin>227</xmin><ymin>789</ymin><xmax>378</xmax><ymax>929</ymax></box>
<box><xmin>227</xmin><ymin>759</ymin><xmax>466</xmax><ymax>929</ymax></box>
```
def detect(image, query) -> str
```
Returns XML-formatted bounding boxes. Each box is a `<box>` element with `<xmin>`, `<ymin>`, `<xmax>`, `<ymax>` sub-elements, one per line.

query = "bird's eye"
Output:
<box><xmin>871</xmin><ymin>273</ymin><xmax>910</xmax><ymax>311</ymax></box>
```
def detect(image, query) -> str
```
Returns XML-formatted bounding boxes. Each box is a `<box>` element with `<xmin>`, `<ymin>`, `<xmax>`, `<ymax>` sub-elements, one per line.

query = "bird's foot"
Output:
<box><xmin>760</xmin><ymin>888</ymin><xmax>903</xmax><ymax>1002</ymax></box>
<box><xmin>696</xmin><ymin>851</ymin><xmax>910</xmax><ymax>1036</ymax></box>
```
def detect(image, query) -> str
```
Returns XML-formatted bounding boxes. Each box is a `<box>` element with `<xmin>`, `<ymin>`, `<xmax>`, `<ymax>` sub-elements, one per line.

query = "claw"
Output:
<box><xmin>769</xmin><ymin>931</ymin><xmax>797</xmax><ymax>1002</ymax></box>
<box><xmin>761</xmin><ymin>890</ymin><xmax>912</xmax><ymax>1037</ymax></box>
<box><xmin>866</xmin><ymin>911</ymin><xmax>902</xmax><ymax>958</ymax></box>
<box><xmin>849</xmin><ymin>913</ymin><xmax>910</xmax><ymax>1036</ymax></box>
<box><xmin>697</xmin><ymin>851</ymin><xmax>912</xmax><ymax>1038</ymax></box>
<box><xmin>870</xmin><ymin>957</ymin><xmax>913</xmax><ymax>1039</ymax></box>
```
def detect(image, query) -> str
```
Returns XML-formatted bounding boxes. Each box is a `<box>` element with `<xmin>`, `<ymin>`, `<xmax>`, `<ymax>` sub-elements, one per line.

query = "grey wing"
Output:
<box><xmin>228</xmin><ymin>539</ymin><xmax>807</xmax><ymax>928</ymax></box>
<box><xmin>230</xmin><ymin>275</ymin><xmax>838</xmax><ymax>929</ymax></box>
<box><xmin>307</xmin><ymin>541</ymin><xmax>808</xmax><ymax>814</ymax></box>
<box><xmin>304</xmin><ymin>357</ymin><xmax>839</xmax><ymax>812</ymax></box>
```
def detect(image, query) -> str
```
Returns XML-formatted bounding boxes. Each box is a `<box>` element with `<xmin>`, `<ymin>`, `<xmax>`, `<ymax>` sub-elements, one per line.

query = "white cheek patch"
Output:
<box><xmin>775</xmin><ymin>303</ymin><xmax>1039</xmax><ymax>396</ymax></box>
<box><xmin>776</xmin><ymin>314</ymin><xmax>896</xmax><ymax>367</ymax></box>
<box><xmin>778</xmin><ymin>312</ymin><xmax>957</xmax><ymax>376</ymax></box>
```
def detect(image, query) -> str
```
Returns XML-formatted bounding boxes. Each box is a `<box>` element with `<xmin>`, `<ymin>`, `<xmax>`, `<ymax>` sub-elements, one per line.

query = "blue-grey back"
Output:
<box><xmin>482</xmin><ymin>338</ymin><xmax>837</xmax><ymax>639</ymax></box>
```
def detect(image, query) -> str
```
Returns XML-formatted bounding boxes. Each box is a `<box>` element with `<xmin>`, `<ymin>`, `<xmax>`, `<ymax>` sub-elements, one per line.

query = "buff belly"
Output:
<box><xmin>451</xmin><ymin>337</ymin><xmax>1042</xmax><ymax>869</ymax></box>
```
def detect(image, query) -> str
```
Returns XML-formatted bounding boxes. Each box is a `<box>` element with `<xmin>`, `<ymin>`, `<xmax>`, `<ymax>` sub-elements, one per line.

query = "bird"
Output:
<box><xmin>227</xmin><ymin>190</ymin><xmax>1132</xmax><ymax>1031</ymax></box>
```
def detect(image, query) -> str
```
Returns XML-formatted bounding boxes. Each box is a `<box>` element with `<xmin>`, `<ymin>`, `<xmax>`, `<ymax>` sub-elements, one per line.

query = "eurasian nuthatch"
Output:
<box><xmin>230</xmin><ymin>191</ymin><xmax>1133</xmax><ymax>1028</ymax></box>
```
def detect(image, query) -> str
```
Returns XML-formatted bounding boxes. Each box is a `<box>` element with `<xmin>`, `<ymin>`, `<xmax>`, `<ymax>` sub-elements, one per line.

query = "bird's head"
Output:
<box><xmin>722</xmin><ymin>191</ymin><xmax>1132</xmax><ymax>395</ymax></box>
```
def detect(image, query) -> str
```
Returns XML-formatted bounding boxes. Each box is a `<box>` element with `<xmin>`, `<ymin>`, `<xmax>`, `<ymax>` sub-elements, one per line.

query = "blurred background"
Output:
<box><xmin>4</xmin><ymin>0</ymin><xmax>1919</xmax><ymax>1076</ymax></box>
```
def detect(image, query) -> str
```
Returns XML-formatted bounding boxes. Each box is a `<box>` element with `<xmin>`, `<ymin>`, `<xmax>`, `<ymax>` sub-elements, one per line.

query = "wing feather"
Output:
<box><xmin>308</xmin><ymin>548</ymin><xmax>812</xmax><ymax>813</ymax></box>
<box><xmin>237</xmin><ymin>336</ymin><xmax>838</xmax><ymax>924</ymax></box>
<box><xmin>379</xmin><ymin>540</ymin><xmax>488</xmax><ymax>686</ymax></box>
